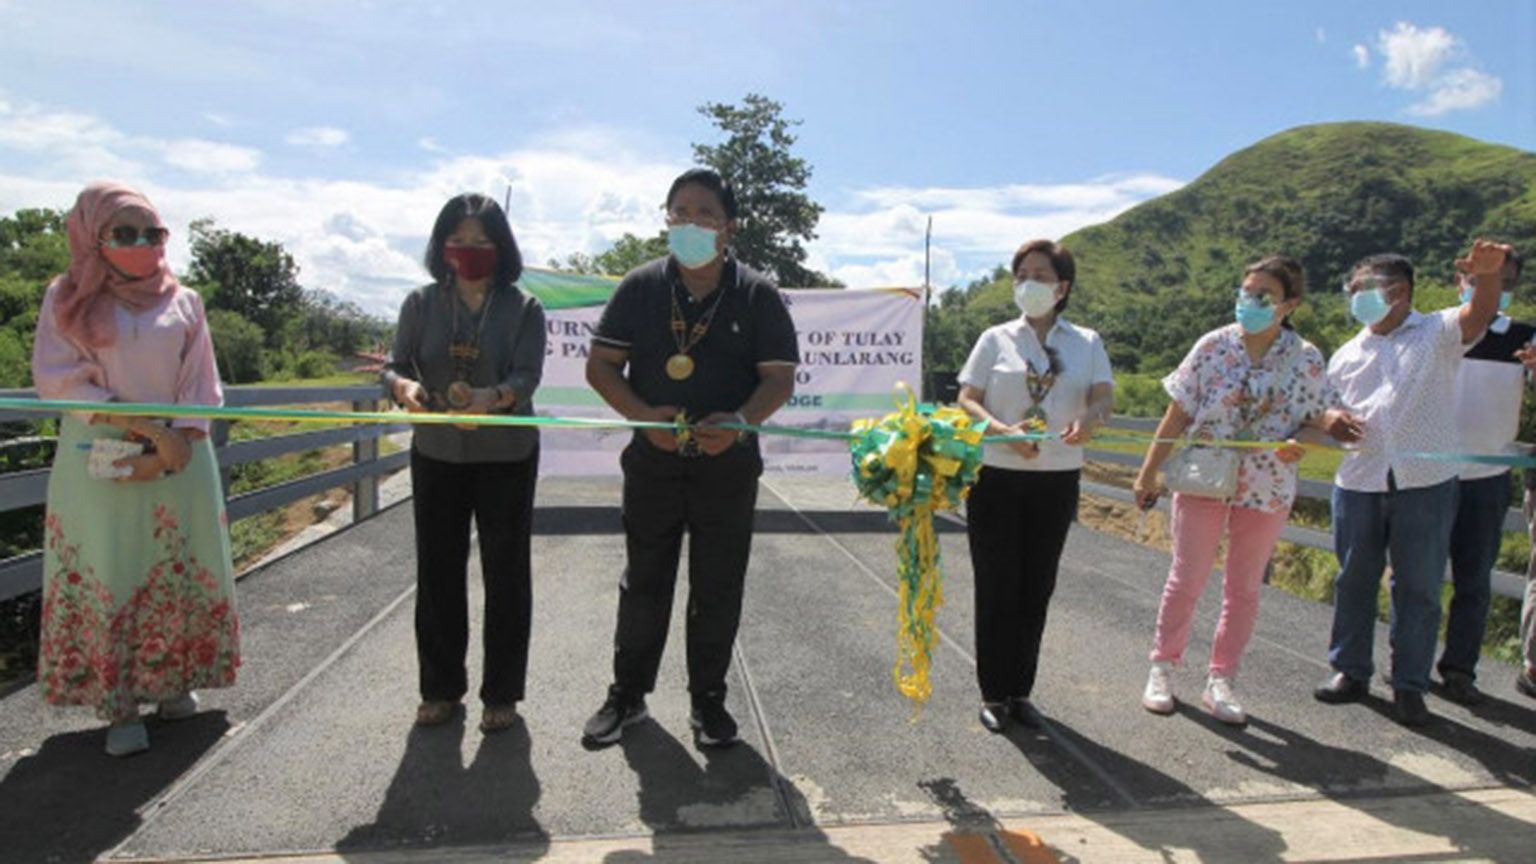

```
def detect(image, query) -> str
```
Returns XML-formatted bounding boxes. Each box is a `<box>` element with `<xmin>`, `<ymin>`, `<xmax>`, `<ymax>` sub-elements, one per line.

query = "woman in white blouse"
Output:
<box><xmin>956</xmin><ymin>239</ymin><xmax>1114</xmax><ymax>733</ymax></box>
<box><xmin>1132</xmin><ymin>255</ymin><xmax>1329</xmax><ymax>725</ymax></box>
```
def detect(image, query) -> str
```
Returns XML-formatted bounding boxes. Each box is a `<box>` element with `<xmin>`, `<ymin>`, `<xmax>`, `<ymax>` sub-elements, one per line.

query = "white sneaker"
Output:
<box><xmin>158</xmin><ymin>691</ymin><xmax>199</xmax><ymax>721</ymax></box>
<box><xmin>1203</xmin><ymin>676</ymin><xmax>1247</xmax><ymax>725</ymax></box>
<box><xmin>1142</xmin><ymin>662</ymin><xmax>1175</xmax><ymax>714</ymax></box>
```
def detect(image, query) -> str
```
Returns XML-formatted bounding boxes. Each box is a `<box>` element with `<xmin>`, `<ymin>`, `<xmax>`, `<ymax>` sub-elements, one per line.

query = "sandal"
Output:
<box><xmin>415</xmin><ymin>701</ymin><xmax>458</xmax><ymax>727</ymax></box>
<box><xmin>479</xmin><ymin>704</ymin><xmax>520</xmax><ymax>733</ymax></box>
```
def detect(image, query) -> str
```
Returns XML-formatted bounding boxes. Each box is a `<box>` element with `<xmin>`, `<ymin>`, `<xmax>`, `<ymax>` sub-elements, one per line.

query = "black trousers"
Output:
<box><xmin>612</xmin><ymin>438</ymin><xmax>761</xmax><ymax>698</ymax></box>
<box><xmin>410</xmin><ymin>446</ymin><xmax>539</xmax><ymax>706</ymax></box>
<box><xmin>966</xmin><ymin>466</ymin><xmax>1080</xmax><ymax>702</ymax></box>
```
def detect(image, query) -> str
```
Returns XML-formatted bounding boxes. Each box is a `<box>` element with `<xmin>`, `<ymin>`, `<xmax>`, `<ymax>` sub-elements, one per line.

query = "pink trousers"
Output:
<box><xmin>1149</xmin><ymin>493</ymin><xmax>1290</xmax><ymax>678</ymax></box>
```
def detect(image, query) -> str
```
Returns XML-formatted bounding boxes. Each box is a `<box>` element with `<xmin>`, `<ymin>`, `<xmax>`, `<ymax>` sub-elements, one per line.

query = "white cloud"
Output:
<box><xmin>1408</xmin><ymin>67</ymin><xmax>1503</xmax><ymax>116</ymax></box>
<box><xmin>285</xmin><ymin>126</ymin><xmax>349</xmax><ymax>148</ymax></box>
<box><xmin>0</xmin><ymin>95</ymin><xmax>1183</xmax><ymax>311</ymax></box>
<box><xmin>203</xmin><ymin>112</ymin><xmax>233</xmax><ymax>128</ymax></box>
<box><xmin>161</xmin><ymin>139</ymin><xmax>262</xmax><ymax>174</ymax></box>
<box><xmin>1315</xmin><ymin>27</ymin><xmax>1327</xmax><ymax>44</ymax></box>
<box><xmin>1367</xmin><ymin>22</ymin><xmax>1501</xmax><ymax>116</ymax></box>
<box><xmin>417</xmin><ymin>137</ymin><xmax>445</xmax><ymax>153</ymax></box>
<box><xmin>1377</xmin><ymin>21</ymin><xmax>1458</xmax><ymax>89</ymax></box>
<box><xmin>1352</xmin><ymin>44</ymin><xmax>1371</xmax><ymax>69</ymax></box>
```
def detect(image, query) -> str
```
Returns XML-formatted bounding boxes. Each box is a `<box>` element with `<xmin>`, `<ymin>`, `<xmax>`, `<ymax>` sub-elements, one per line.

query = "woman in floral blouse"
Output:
<box><xmin>1132</xmin><ymin>255</ymin><xmax>1329</xmax><ymax>724</ymax></box>
<box><xmin>32</xmin><ymin>183</ymin><xmax>238</xmax><ymax>756</ymax></box>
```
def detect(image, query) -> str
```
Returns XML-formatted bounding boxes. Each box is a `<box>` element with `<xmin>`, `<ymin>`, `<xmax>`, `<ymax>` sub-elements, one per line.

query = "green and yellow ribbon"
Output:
<box><xmin>848</xmin><ymin>386</ymin><xmax>986</xmax><ymax>709</ymax></box>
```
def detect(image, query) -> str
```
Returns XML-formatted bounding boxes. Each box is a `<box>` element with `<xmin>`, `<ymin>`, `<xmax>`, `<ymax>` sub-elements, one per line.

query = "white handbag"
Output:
<box><xmin>1161</xmin><ymin>338</ymin><xmax>1302</xmax><ymax>500</ymax></box>
<box><xmin>1162</xmin><ymin>443</ymin><xmax>1240</xmax><ymax>499</ymax></box>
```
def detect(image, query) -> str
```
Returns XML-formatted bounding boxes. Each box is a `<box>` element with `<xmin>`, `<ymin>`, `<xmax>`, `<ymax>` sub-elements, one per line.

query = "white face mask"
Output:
<box><xmin>1014</xmin><ymin>279</ymin><xmax>1058</xmax><ymax>319</ymax></box>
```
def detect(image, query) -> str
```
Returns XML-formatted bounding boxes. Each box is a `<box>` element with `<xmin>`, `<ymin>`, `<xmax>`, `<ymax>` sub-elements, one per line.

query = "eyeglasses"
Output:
<box><xmin>103</xmin><ymin>225</ymin><xmax>170</xmax><ymax>248</ymax></box>
<box><xmin>665</xmin><ymin>209</ymin><xmax>727</xmax><ymax>231</ymax></box>
<box><xmin>1235</xmin><ymin>288</ymin><xmax>1275</xmax><ymax>307</ymax></box>
<box><xmin>1342</xmin><ymin>275</ymin><xmax>1403</xmax><ymax>295</ymax></box>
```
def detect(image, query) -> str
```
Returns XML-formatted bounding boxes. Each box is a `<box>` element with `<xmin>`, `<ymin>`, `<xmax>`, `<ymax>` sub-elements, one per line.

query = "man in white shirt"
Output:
<box><xmin>1314</xmin><ymin>241</ymin><xmax>1511</xmax><ymax>727</ymax></box>
<box><xmin>1441</xmin><ymin>249</ymin><xmax>1528</xmax><ymax>706</ymax></box>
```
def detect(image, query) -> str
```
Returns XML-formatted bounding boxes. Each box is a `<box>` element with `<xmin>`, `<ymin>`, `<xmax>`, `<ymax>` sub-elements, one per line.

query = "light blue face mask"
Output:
<box><xmin>1459</xmin><ymin>285</ymin><xmax>1513</xmax><ymax>312</ymax></box>
<box><xmin>1234</xmin><ymin>293</ymin><xmax>1277</xmax><ymax>334</ymax></box>
<box><xmin>1350</xmin><ymin>287</ymin><xmax>1391</xmax><ymax>326</ymax></box>
<box><xmin>667</xmin><ymin>223</ymin><xmax>720</xmax><ymax>269</ymax></box>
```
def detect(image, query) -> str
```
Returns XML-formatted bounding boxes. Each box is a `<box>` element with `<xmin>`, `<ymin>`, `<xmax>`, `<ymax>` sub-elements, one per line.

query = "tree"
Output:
<box><xmin>186</xmin><ymin>219</ymin><xmax>304</xmax><ymax>345</ymax></box>
<box><xmin>207</xmin><ymin>309</ymin><xmax>266</xmax><ymax>384</ymax></box>
<box><xmin>554</xmin><ymin>232</ymin><xmax>669</xmax><ymax>276</ymax></box>
<box><xmin>693</xmin><ymin>94</ymin><xmax>841</xmax><ymax>288</ymax></box>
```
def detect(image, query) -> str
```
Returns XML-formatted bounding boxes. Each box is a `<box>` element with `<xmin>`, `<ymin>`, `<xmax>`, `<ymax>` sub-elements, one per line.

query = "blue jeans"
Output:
<box><xmin>1440</xmin><ymin>473</ymin><xmax>1510</xmax><ymax>681</ymax></box>
<box><xmin>1330</xmin><ymin>478</ymin><xmax>1458</xmax><ymax>693</ymax></box>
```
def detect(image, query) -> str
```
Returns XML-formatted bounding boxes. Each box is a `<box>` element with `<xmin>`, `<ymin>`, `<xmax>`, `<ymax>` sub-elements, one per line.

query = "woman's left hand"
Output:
<box><xmin>1061</xmin><ymin>418</ymin><xmax>1097</xmax><ymax>446</ymax></box>
<box><xmin>450</xmin><ymin>387</ymin><xmax>499</xmax><ymax>430</ymax></box>
<box><xmin>1274</xmin><ymin>438</ymin><xmax>1307</xmax><ymax>464</ymax></box>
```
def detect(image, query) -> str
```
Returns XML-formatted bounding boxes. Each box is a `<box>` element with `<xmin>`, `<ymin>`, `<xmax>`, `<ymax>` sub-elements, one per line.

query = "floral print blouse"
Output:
<box><xmin>1162</xmin><ymin>325</ymin><xmax>1332</xmax><ymax>513</ymax></box>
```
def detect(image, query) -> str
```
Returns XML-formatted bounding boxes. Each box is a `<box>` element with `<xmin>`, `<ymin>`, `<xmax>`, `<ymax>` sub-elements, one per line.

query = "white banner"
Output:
<box><xmin>528</xmin><ymin>273</ymin><xmax>924</xmax><ymax>476</ymax></box>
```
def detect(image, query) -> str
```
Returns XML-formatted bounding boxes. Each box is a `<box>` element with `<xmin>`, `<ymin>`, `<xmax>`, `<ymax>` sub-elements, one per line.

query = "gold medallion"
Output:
<box><xmin>446</xmin><ymin>380</ymin><xmax>474</xmax><ymax>410</ymax></box>
<box><xmin>666</xmin><ymin>353</ymin><xmax>695</xmax><ymax>381</ymax></box>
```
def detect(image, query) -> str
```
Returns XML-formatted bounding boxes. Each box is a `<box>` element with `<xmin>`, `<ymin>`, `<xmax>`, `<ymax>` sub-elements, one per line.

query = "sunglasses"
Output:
<box><xmin>103</xmin><ymin>225</ymin><xmax>170</xmax><ymax>248</ymax></box>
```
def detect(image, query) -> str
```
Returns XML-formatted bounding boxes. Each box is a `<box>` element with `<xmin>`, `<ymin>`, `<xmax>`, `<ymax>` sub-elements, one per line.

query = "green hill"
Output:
<box><xmin>929</xmin><ymin>122</ymin><xmax>1536</xmax><ymax>380</ymax></box>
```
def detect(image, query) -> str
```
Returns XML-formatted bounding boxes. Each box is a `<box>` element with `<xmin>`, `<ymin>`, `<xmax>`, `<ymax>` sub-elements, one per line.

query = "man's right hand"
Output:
<box><xmin>640</xmin><ymin>404</ymin><xmax>681</xmax><ymax>452</ymax></box>
<box><xmin>393</xmin><ymin>377</ymin><xmax>429</xmax><ymax>413</ymax></box>
<box><xmin>1319</xmin><ymin>408</ymin><xmax>1365</xmax><ymax>444</ymax></box>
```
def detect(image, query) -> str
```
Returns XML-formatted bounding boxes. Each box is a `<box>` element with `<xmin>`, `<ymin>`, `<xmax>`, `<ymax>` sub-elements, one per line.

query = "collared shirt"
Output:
<box><xmin>1162</xmin><ymin>325</ymin><xmax>1331</xmax><ymax>513</ymax></box>
<box><xmin>382</xmin><ymin>281</ymin><xmax>546</xmax><ymax>464</ymax></box>
<box><xmin>591</xmin><ymin>256</ymin><xmax>799</xmax><ymax>437</ymax></box>
<box><xmin>1329</xmin><ymin>308</ymin><xmax>1472</xmax><ymax>493</ymax></box>
<box><xmin>1455</xmin><ymin>316</ymin><xmax>1535</xmax><ymax>480</ymax></box>
<box><xmin>958</xmin><ymin>316</ymin><xmax>1113</xmax><ymax>472</ymax></box>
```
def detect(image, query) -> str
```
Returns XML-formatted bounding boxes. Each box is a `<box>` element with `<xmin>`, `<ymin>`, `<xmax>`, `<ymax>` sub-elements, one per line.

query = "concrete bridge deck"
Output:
<box><xmin>1</xmin><ymin>475</ymin><xmax>1533</xmax><ymax>863</ymax></box>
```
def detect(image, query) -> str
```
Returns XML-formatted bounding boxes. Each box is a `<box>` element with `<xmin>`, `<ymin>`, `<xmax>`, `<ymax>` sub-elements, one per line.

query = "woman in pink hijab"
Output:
<box><xmin>32</xmin><ymin>182</ymin><xmax>239</xmax><ymax>756</ymax></box>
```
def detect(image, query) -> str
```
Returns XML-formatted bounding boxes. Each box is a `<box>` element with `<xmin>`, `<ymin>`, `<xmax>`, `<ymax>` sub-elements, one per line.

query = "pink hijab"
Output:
<box><xmin>51</xmin><ymin>181</ymin><xmax>178</xmax><ymax>349</ymax></box>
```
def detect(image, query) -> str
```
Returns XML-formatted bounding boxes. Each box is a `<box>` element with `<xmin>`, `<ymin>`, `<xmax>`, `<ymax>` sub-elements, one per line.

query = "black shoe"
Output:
<box><xmin>1516</xmin><ymin>668</ymin><xmax>1536</xmax><ymax>700</ymax></box>
<box><xmin>1313</xmin><ymin>672</ymin><xmax>1369</xmax><ymax>704</ymax></box>
<box><xmin>1008</xmin><ymin>697</ymin><xmax>1043</xmax><ymax>729</ymax></box>
<box><xmin>582</xmin><ymin>685</ymin><xmax>647</xmax><ymax>747</ymax></box>
<box><xmin>1438</xmin><ymin>671</ymin><xmax>1488</xmax><ymax>706</ymax></box>
<box><xmin>690</xmin><ymin>692</ymin><xmax>739</xmax><ymax>748</ymax></box>
<box><xmin>1393</xmin><ymin>689</ymin><xmax>1431</xmax><ymax>727</ymax></box>
<box><xmin>979</xmin><ymin>702</ymin><xmax>1009</xmax><ymax>734</ymax></box>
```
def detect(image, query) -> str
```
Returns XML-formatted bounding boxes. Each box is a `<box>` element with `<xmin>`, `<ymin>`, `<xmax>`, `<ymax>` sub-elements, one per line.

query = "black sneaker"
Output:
<box><xmin>1393</xmin><ymin>689</ymin><xmax>1431</xmax><ymax>727</ymax></box>
<box><xmin>582</xmin><ymin>685</ymin><xmax>647</xmax><ymax>747</ymax></box>
<box><xmin>1313</xmin><ymin>672</ymin><xmax>1369</xmax><ymax>704</ymax></box>
<box><xmin>1438</xmin><ymin>671</ymin><xmax>1488</xmax><ymax>706</ymax></box>
<box><xmin>690</xmin><ymin>693</ymin><xmax>739</xmax><ymax>747</ymax></box>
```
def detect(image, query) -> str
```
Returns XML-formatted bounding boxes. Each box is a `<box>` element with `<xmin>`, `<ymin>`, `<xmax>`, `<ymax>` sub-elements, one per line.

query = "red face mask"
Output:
<box><xmin>101</xmin><ymin>244</ymin><xmax>165</xmax><ymax>279</ymax></box>
<box><xmin>443</xmin><ymin>244</ymin><xmax>498</xmax><ymax>281</ymax></box>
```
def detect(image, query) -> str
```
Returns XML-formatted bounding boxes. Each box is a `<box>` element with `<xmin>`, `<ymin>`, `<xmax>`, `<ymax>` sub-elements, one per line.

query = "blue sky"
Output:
<box><xmin>1</xmin><ymin>1</ymin><xmax>1530</xmax><ymax>314</ymax></box>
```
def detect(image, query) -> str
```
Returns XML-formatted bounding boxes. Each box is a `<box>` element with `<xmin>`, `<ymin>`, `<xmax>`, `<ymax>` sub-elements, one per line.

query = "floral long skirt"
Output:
<box><xmin>37</xmin><ymin>416</ymin><xmax>240</xmax><ymax>721</ymax></box>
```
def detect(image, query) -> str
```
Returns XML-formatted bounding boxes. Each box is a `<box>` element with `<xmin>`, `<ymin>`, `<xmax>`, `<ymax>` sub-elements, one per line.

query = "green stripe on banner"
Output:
<box><xmin>519</xmin><ymin>267</ymin><xmax>618</xmax><ymax>310</ymax></box>
<box><xmin>536</xmin><ymin>386</ymin><xmax>613</xmax><ymax>408</ymax></box>
<box><xmin>537</xmin><ymin>389</ymin><xmax>906</xmax><ymax>412</ymax></box>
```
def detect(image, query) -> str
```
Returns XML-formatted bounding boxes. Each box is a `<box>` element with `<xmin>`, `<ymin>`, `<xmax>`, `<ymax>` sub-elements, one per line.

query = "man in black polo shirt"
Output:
<box><xmin>581</xmin><ymin>168</ymin><xmax>798</xmax><ymax>748</ymax></box>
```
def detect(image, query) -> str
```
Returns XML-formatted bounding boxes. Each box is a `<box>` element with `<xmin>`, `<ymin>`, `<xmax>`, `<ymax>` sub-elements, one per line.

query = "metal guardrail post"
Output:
<box><xmin>212</xmin><ymin>418</ymin><xmax>231</xmax><ymax>507</ymax></box>
<box><xmin>352</xmin><ymin>399</ymin><xmax>379</xmax><ymax>521</ymax></box>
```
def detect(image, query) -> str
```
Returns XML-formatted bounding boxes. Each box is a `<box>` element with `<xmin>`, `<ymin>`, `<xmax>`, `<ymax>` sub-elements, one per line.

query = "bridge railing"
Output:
<box><xmin>2</xmin><ymin>401</ymin><xmax>1526</xmax><ymax>600</ymax></box>
<box><xmin>0</xmin><ymin>386</ymin><xmax>408</xmax><ymax>603</ymax></box>
<box><xmin>1083</xmin><ymin>415</ymin><xmax>1529</xmax><ymax>600</ymax></box>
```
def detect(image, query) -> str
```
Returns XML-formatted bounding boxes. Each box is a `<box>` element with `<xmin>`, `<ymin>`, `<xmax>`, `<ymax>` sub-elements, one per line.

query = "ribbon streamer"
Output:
<box><xmin>848</xmin><ymin>386</ymin><xmax>985</xmax><ymax>709</ymax></box>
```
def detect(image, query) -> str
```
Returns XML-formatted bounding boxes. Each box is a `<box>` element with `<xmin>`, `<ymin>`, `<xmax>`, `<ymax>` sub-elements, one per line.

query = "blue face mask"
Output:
<box><xmin>1459</xmin><ymin>285</ymin><xmax>1513</xmax><ymax>312</ymax></box>
<box><xmin>667</xmin><ymin>223</ymin><xmax>720</xmax><ymax>269</ymax></box>
<box><xmin>1350</xmin><ymin>287</ymin><xmax>1391</xmax><ymax>326</ymax></box>
<box><xmin>1234</xmin><ymin>294</ymin><xmax>1277</xmax><ymax>334</ymax></box>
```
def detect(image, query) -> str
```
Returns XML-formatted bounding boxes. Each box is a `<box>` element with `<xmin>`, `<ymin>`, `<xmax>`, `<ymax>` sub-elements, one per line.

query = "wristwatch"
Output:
<box><xmin>731</xmin><ymin>411</ymin><xmax>752</xmax><ymax>442</ymax></box>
